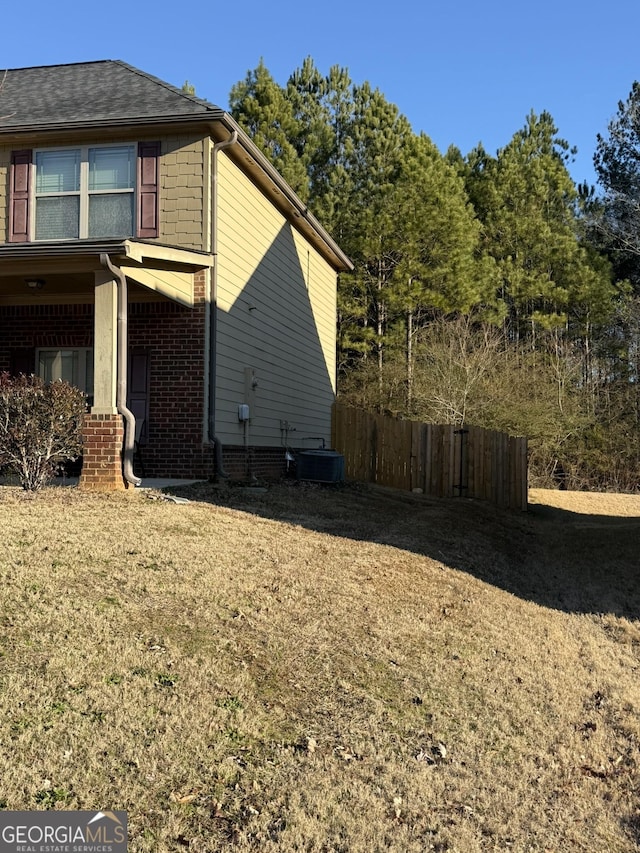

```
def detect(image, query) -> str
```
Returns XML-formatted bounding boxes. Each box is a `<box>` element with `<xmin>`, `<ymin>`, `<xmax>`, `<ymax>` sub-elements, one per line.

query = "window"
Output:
<box><xmin>35</xmin><ymin>145</ymin><xmax>135</xmax><ymax>240</ymax></box>
<box><xmin>37</xmin><ymin>348</ymin><xmax>94</xmax><ymax>398</ymax></box>
<box><xmin>9</xmin><ymin>142</ymin><xmax>159</xmax><ymax>243</ymax></box>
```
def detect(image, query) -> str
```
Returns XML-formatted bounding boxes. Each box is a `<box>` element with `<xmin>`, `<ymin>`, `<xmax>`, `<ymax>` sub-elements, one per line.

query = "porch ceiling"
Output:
<box><xmin>0</xmin><ymin>240</ymin><xmax>212</xmax><ymax>307</ymax></box>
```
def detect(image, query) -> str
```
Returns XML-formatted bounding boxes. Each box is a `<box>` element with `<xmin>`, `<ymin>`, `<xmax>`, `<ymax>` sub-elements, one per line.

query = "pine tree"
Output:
<box><xmin>229</xmin><ymin>60</ymin><xmax>308</xmax><ymax>198</ymax></box>
<box><xmin>593</xmin><ymin>81</ymin><xmax>640</xmax><ymax>290</ymax></box>
<box><xmin>467</xmin><ymin>111</ymin><xmax>615</xmax><ymax>346</ymax></box>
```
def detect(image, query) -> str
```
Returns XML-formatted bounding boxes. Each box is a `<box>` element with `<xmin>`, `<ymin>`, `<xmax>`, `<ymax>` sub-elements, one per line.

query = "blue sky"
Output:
<box><xmin>4</xmin><ymin>0</ymin><xmax>640</xmax><ymax>189</ymax></box>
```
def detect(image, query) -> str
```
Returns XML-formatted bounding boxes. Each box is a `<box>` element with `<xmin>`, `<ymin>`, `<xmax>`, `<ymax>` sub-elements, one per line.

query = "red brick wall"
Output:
<box><xmin>220</xmin><ymin>446</ymin><xmax>289</xmax><ymax>481</ymax></box>
<box><xmin>0</xmin><ymin>291</ymin><xmax>211</xmax><ymax>478</ymax></box>
<box><xmin>0</xmin><ymin>303</ymin><xmax>94</xmax><ymax>359</ymax></box>
<box><xmin>129</xmin><ymin>270</ymin><xmax>212</xmax><ymax>477</ymax></box>
<box><xmin>78</xmin><ymin>413</ymin><xmax>125</xmax><ymax>491</ymax></box>
<box><xmin>128</xmin><ymin>300</ymin><xmax>210</xmax><ymax>478</ymax></box>
<box><xmin>0</xmin><ymin>277</ymin><xmax>286</xmax><ymax>482</ymax></box>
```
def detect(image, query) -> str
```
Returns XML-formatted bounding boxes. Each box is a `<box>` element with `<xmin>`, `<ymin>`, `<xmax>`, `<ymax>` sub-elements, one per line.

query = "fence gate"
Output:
<box><xmin>332</xmin><ymin>403</ymin><xmax>528</xmax><ymax>511</ymax></box>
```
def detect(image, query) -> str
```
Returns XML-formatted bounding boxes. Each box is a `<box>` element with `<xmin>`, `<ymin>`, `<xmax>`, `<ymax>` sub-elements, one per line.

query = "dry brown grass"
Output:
<box><xmin>1</xmin><ymin>481</ymin><xmax>639</xmax><ymax>852</ymax></box>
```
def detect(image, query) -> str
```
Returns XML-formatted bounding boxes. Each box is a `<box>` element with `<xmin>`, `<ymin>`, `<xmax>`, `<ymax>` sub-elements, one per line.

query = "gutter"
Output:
<box><xmin>0</xmin><ymin>112</ymin><xmax>353</xmax><ymax>273</ymax></box>
<box><xmin>0</xmin><ymin>239</ymin><xmax>130</xmax><ymax>260</ymax></box>
<box><xmin>0</xmin><ymin>109</ymin><xmax>228</xmax><ymax>136</ymax></box>
<box><xmin>208</xmin><ymin>129</ymin><xmax>238</xmax><ymax>479</ymax></box>
<box><xmin>216</xmin><ymin>114</ymin><xmax>354</xmax><ymax>273</ymax></box>
<box><xmin>100</xmin><ymin>253</ymin><xmax>141</xmax><ymax>487</ymax></box>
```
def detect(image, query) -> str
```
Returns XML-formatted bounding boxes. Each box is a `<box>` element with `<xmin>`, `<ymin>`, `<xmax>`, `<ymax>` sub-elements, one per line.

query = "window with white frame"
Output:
<box><xmin>34</xmin><ymin>145</ymin><xmax>136</xmax><ymax>240</ymax></box>
<box><xmin>37</xmin><ymin>348</ymin><xmax>94</xmax><ymax>398</ymax></box>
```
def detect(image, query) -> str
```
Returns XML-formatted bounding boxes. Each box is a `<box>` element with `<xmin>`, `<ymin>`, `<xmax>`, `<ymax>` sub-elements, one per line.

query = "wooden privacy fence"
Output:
<box><xmin>332</xmin><ymin>403</ymin><xmax>528</xmax><ymax>511</ymax></box>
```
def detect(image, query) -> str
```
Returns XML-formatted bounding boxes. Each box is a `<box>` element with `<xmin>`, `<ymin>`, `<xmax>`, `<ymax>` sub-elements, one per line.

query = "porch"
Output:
<box><xmin>0</xmin><ymin>239</ymin><xmax>213</xmax><ymax>489</ymax></box>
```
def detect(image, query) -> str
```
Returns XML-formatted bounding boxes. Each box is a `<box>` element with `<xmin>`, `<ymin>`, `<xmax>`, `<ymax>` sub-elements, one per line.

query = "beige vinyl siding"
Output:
<box><xmin>0</xmin><ymin>134</ymin><xmax>208</xmax><ymax>250</ymax></box>
<box><xmin>158</xmin><ymin>135</ymin><xmax>207</xmax><ymax>250</ymax></box>
<box><xmin>215</xmin><ymin>152</ymin><xmax>338</xmax><ymax>448</ymax></box>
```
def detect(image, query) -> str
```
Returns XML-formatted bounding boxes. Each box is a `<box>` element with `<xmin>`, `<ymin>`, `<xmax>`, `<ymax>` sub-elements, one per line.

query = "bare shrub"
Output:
<box><xmin>0</xmin><ymin>373</ymin><xmax>86</xmax><ymax>491</ymax></box>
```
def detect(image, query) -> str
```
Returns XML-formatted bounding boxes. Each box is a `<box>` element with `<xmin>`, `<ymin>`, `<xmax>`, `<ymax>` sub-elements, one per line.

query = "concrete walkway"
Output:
<box><xmin>1</xmin><ymin>476</ymin><xmax>206</xmax><ymax>490</ymax></box>
<box><xmin>134</xmin><ymin>478</ymin><xmax>205</xmax><ymax>490</ymax></box>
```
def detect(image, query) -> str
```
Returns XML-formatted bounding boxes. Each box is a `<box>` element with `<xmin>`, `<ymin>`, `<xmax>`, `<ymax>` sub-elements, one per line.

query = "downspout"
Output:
<box><xmin>100</xmin><ymin>253</ymin><xmax>142</xmax><ymax>487</ymax></box>
<box><xmin>209</xmin><ymin>130</ymin><xmax>238</xmax><ymax>479</ymax></box>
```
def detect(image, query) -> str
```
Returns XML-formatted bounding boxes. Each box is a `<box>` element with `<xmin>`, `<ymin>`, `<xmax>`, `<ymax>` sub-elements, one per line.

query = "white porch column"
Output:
<box><xmin>92</xmin><ymin>271</ymin><xmax>118</xmax><ymax>414</ymax></box>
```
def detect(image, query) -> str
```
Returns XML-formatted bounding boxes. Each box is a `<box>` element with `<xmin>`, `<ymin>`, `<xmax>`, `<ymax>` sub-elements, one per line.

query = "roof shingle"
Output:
<box><xmin>0</xmin><ymin>60</ymin><xmax>220</xmax><ymax>129</ymax></box>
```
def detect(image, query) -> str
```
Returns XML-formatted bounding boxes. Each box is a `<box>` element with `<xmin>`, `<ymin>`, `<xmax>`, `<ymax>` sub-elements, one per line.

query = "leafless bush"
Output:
<box><xmin>0</xmin><ymin>373</ymin><xmax>86</xmax><ymax>490</ymax></box>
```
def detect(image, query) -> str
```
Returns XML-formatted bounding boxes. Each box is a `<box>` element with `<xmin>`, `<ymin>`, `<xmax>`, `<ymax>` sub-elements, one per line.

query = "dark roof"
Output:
<box><xmin>0</xmin><ymin>60</ymin><xmax>221</xmax><ymax>129</ymax></box>
<box><xmin>0</xmin><ymin>59</ymin><xmax>353</xmax><ymax>271</ymax></box>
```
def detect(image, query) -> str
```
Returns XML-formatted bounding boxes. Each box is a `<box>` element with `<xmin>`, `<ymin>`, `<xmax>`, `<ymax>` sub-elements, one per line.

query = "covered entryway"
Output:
<box><xmin>0</xmin><ymin>239</ymin><xmax>212</xmax><ymax>490</ymax></box>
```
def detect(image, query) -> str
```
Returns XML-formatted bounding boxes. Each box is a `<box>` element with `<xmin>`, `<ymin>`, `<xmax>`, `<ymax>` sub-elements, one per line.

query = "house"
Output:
<box><xmin>0</xmin><ymin>61</ymin><xmax>352</xmax><ymax>489</ymax></box>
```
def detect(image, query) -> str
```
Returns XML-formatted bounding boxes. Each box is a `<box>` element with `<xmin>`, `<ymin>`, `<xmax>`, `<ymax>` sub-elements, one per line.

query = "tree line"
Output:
<box><xmin>229</xmin><ymin>58</ymin><xmax>640</xmax><ymax>491</ymax></box>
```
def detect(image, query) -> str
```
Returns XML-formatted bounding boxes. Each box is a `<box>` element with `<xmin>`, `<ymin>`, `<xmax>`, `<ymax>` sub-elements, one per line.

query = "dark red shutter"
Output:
<box><xmin>136</xmin><ymin>142</ymin><xmax>160</xmax><ymax>238</ymax></box>
<box><xmin>9</xmin><ymin>150</ymin><xmax>32</xmax><ymax>242</ymax></box>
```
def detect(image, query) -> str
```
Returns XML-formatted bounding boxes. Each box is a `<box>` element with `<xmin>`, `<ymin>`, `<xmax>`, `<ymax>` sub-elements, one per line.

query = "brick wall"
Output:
<box><xmin>220</xmin><ymin>446</ymin><xmax>289</xmax><ymax>481</ymax></box>
<box><xmin>128</xmin><ymin>303</ymin><xmax>209</xmax><ymax>478</ymax></box>
<box><xmin>0</xmin><ymin>304</ymin><xmax>94</xmax><ymax>361</ymax></box>
<box><xmin>127</xmin><ymin>271</ymin><xmax>213</xmax><ymax>478</ymax></box>
<box><xmin>0</xmin><ymin>289</ymin><xmax>213</xmax><ymax>479</ymax></box>
<box><xmin>78</xmin><ymin>413</ymin><xmax>125</xmax><ymax>491</ymax></box>
<box><xmin>0</xmin><ymin>276</ymin><xmax>291</xmax><ymax>483</ymax></box>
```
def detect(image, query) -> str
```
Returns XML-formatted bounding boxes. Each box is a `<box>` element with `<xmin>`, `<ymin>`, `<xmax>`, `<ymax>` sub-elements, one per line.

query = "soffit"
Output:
<box><xmin>0</xmin><ymin>239</ymin><xmax>212</xmax><ymax>307</ymax></box>
<box><xmin>119</xmin><ymin>241</ymin><xmax>213</xmax><ymax>307</ymax></box>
